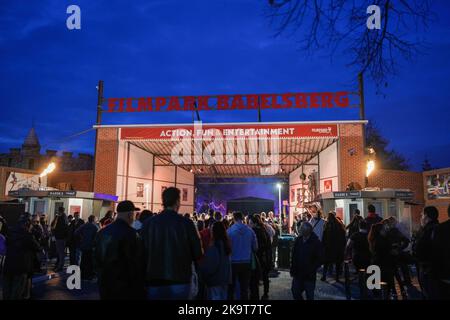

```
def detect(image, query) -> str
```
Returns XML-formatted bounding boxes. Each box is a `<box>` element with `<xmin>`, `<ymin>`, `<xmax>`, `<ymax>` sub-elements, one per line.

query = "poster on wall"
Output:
<box><xmin>182</xmin><ymin>188</ymin><xmax>188</xmax><ymax>201</ymax></box>
<box><xmin>426</xmin><ymin>172</ymin><xmax>450</xmax><ymax>199</ymax></box>
<box><xmin>136</xmin><ymin>183</ymin><xmax>144</xmax><ymax>198</ymax></box>
<box><xmin>324</xmin><ymin>179</ymin><xmax>333</xmax><ymax>192</ymax></box>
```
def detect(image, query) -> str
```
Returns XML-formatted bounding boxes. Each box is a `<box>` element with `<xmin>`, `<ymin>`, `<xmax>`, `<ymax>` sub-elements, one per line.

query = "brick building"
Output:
<box><xmin>92</xmin><ymin>120</ymin><xmax>431</xmax><ymax>230</ymax></box>
<box><xmin>0</xmin><ymin>126</ymin><xmax>93</xmax><ymax>172</ymax></box>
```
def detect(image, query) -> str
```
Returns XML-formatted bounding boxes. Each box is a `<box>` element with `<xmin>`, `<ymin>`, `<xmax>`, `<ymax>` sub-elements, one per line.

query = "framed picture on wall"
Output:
<box><xmin>136</xmin><ymin>183</ymin><xmax>144</xmax><ymax>198</ymax></box>
<box><xmin>182</xmin><ymin>188</ymin><xmax>188</xmax><ymax>201</ymax></box>
<box><xmin>324</xmin><ymin>179</ymin><xmax>333</xmax><ymax>192</ymax></box>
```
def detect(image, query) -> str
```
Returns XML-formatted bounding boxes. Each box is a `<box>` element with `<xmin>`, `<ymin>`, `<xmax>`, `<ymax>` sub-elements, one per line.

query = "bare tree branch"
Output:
<box><xmin>266</xmin><ymin>0</ymin><xmax>434</xmax><ymax>88</ymax></box>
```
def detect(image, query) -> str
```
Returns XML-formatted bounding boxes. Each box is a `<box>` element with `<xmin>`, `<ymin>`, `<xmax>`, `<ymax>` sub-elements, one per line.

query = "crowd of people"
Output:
<box><xmin>0</xmin><ymin>188</ymin><xmax>449</xmax><ymax>301</ymax></box>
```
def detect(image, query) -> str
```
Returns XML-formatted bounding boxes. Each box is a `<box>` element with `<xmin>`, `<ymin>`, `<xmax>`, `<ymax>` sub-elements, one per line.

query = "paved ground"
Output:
<box><xmin>0</xmin><ymin>267</ymin><xmax>421</xmax><ymax>300</ymax></box>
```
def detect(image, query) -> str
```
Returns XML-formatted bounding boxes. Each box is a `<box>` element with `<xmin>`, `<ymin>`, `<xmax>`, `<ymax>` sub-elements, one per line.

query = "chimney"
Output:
<box><xmin>62</xmin><ymin>151</ymin><xmax>73</xmax><ymax>158</ymax></box>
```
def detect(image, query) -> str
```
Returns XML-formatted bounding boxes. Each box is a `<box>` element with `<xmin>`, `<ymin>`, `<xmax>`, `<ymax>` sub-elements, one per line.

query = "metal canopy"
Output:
<box><xmin>130</xmin><ymin>136</ymin><xmax>337</xmax><ymax>177</ymax></box>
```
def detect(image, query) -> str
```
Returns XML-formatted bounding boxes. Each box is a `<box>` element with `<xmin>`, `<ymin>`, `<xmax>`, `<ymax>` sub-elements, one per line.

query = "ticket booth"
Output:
<box><xmin>320</xmin><ymin>189</ymin><xmax>414</xmax><ymax>237</ymax></box>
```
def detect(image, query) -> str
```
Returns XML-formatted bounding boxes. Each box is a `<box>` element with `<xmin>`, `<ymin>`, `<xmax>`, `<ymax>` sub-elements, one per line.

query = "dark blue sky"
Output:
<box><xmin>1</xmin><ymin>0</ymin><xmax>449</xmax><ymax>171</ymax></box>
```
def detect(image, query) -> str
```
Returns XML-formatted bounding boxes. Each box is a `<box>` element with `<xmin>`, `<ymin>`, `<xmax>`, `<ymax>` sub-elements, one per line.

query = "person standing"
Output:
<box><xmin>95</xmin><ymin>201</ymin><xmax>144</xmax><ymax>299</ymax></box>
<box><xmin>2</xmin><ymin>214</ymin><xmax>40</xmax><ymax>300</ymax></box>
<box><xmin>39</xmin><ymin>214</ymin><xmax>50</xmax><ymax>272</ymax></box>
<box><xmin>67</xmin><ymin>212</ymin><xmax>84</xmax><ymax>266</ymax></box>
<box><xmin>308</xmin><ymin>204</ymin><xmax>325</xmax><ymax>241</ymax></box>
<box><xmin>249</xmin><ymin>214</ymin><xmax>272</xmax><ymax>300</ymax></box>
<box><xmin>345</xmin><ymin>220</ymin><xmax>371</xmax><ymax>271</ymax></box>
<box><xmin>290</xmin><ymin>222</ymin><xmax>324</xmax><ymax>300</ymax></box>
<box><xmin>346</xmin><ymin>214</ymin><xmax>363</xmax><ymax>239</ymax></box>
<box><xmin>75</xmin><ymin>215</ymin><xmax>99</xmax><ymax>280</ymax></box>
<box><xmin>368</xmin><ymin>223</ymin><xmax>396</xmax><ymax>299</ymax></box>
<box><xmin>141</xmin><ymin>187</ymin><xmax>203</xmax><ymax>300</ymax></box>
<box><xmin>198</xmin><ymin>221</ymin><xmax>232</xmax><ymax>300</ymax></box>
<box><xmin>50</xmin><ymin>207</ymin><xmax>68</xmax><ymax>272</ymax></box>
<box><xmin>364</xmin><ymin>204</ymin><xmax>383</xmax><ymax>232</ymax></box>
<box><xmin>321</xmin><ymin>212</ymin><xmax>346</xmax><ymax>282</ymax></box>
<box><xmin>413</xmin><ymin>206</ymin><xmax>440</xmax><ymax>299</ymax></box>
<box><xmin>432</xmin><ymin>204</ymin><xmax>450</xmax><ymax>299</ymax></box>
<box><xmin>227</xmin><ymin>211</ymin><xmax>258</xmax><ymax>300</ymax></box>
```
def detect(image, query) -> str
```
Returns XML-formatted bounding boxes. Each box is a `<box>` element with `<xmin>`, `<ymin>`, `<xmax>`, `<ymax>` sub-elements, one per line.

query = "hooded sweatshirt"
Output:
<box><xmin>227</xmin><ymin>221</ymin><xmax>258</xmax><ymax>264</ymax></box>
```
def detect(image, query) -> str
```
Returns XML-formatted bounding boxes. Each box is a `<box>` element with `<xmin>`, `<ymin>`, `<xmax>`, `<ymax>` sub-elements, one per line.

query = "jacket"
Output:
<box><xmin>433</xmin><ymin>219</ymin><xmax>450</xmax><ymax>280</ymax></box>
<box><xmin>199</xmin><ymin>241</ymin><xmax>231</xmax><ymax>287</ymax></box>
<box><xmin>322</xmin><ymin>220</ymin><xmax>347</xmax><ymax>263</ymax></box>
<box><xmin>141</xmin><ymin>209</ymin><xmax>203</xmax><ymax>286</ymax></box>
<box><xmin>413</xmin><ymin>220</ymin><xmax>439</xmax><ymax>268</ymax></box>
<box><xmin>252</xmin><ymin>225</ymin><xmax>272</xmax><ymax>272</ymax></box>
<box><xmin>3</xmin><ymin>224</ymin><xmax>40</xmax><ymax>275</ymax></box>
<box><xmin>67</xmin><ymin>218</ymin><xmax>85</xmax><ymax>246</ymax></box>
<box><xmin>95</xmin><ymin>219</ymin><xmax>145</xmax><ymax>299</ymax></box>
<box><xmin>364</xmin><ymin>213</ymin><xmax>382</xmax><ymax>232</ymax></box>
<box><xmin>227</xmin><ymin>221</ymin><xmax>258</xmax><ymax>264</ymax></box>
<box><xmin>290</xmin><ymin>232</ymin><xmax>324</xmax><ymax>280</ymax></box>
<box><xmin>52</xmin><ymin>214</ymin><xmax>68</xmax><ymax>240</ymax></box>
<box><xmin>75</xmin><ymin>222</ymin><xmax>99</xmax><ymax>251</ymax></box>
<box><xmin>308</xmin><ymin>217</ymin><xmax>325</xmax><ymax>241</ymax></box>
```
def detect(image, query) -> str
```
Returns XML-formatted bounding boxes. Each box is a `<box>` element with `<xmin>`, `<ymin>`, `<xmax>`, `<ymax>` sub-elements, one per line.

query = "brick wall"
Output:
<box><xmin>338</xmin><ymin>123</ymin><xmax>366</xmax><ymax>190</ymax></box>
<box><xmin>93</xmin><ymin>128</ymin><xmax>119</xmax><ymax>196</ymax></box>
<box><xmin>370</xmin><ymin>169</ymin><xmax>425</xmax><ymax>227</ymax></box>
<box><xmin>47</xmin><ymin>170</ymin><xmax>93</xmax><ymax>192</ymax></box>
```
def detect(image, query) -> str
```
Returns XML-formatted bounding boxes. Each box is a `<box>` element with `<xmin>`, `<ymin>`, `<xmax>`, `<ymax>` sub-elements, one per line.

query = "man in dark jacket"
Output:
<box><xmin>51</xmin><ymin>207</ymin><xmax>68</xmax><ymax>272</ymax></box>
<box><xmin>141</xmin><ymin>187</ymin><xmax>203</xmax><ymax>300</ymax></box>
<box><xmin>432</xmin><ymin>204</ymin><xmax>450</xmax><ymax>299</ymax></box>
<box><xmin>75</xmin><ymin>215</ymin><xmax>99</xmax><ymax>280</ymax></box>
<box><xmin>3</xmin><ymin>214</ymin><xmax>40</xmax><ymax>300</ymax></box>
<box><xmin>95</xmin><ymin>201</ymin><xmax>144</xmax><ymax>299</ymax></box>
<box><xmin>67</xmin><ymin>212</ymin><xmax>84</xmax><ymax>265</ymax></box>
<box><xmin>413</xmin><ymin>206</ymin><xmax>440</xmax><ymax>299</ymax></box>
<box><xmin>290</xmin><ymin>221</ymin><xmax>324</xmax><ymax>300</ymax></box>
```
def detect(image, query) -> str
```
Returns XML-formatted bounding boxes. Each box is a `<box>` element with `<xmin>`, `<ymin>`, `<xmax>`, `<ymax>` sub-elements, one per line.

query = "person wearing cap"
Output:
<box><xmin>95</xmin><ymin>200</ymin><xmax>145</xmax><ymax>300</ymax></box>
<box><xmin>141</xmin><ymin>187</ymin><xmax>203</xmax><ymax>300</ymax></box>
<box><xmin>307</xmin><ymin>204</ymin><xmax>325</xmax><ymax>242</ymax></box>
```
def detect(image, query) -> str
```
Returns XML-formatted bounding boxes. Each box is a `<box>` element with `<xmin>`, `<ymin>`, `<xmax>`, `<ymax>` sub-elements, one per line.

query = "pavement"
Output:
<box><xmin>0</xmin><ymin>266</ymin><xmax>422</xmax><ymax>300</ymax></box>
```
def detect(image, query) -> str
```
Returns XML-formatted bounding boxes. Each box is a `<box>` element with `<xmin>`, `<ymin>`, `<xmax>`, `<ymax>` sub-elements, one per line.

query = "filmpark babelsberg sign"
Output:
<box><xmin>104</xmin><ymin>91</ymin><xmax>351</xmax><ymax>113</ymax></box>
<box><xmin>96</xmin><ymin>89</ymin><xmax>360</xmax><ymax>176</ymax></box>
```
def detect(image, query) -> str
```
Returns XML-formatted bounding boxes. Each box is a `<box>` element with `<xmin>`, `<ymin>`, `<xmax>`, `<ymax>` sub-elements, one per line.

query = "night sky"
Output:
<box><xmin>1</xmin><ymin>0</ymin><xmax>450</xmax><ymax>171</ymax></box>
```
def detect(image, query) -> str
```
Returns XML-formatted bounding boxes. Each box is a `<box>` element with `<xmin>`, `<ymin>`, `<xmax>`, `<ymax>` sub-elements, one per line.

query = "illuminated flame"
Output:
<box><xmin>366</xmin><ymin>160</ymin><xmax>375</xmax><ymax>178</ymax></box>
<box><xmin>40</xmin><ymin>162</ymin><xmax>56</xmax><ymax>178</ymax></box>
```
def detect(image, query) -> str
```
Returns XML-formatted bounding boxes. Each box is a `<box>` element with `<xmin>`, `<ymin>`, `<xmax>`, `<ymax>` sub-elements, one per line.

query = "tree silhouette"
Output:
<box><xmin>365</xmin><ymin>121</ymin><xmax>409</xmax><ymax>170</ymax></box>
<box><xmin>267</xmin><ymin>0</ymin><xmax>433</xmax><ymax>88</ymax></box>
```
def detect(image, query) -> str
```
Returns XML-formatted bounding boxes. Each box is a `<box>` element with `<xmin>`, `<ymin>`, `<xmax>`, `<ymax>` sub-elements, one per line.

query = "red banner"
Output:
<box><xmin>106</xmin><ymin>92</ymin><xmax>349</xmax><ymax>113</ymax></box>
<box><xmin>120</xmin><ymin>123</ymin><xmax>338</xmax><ymax>140</ymax></box>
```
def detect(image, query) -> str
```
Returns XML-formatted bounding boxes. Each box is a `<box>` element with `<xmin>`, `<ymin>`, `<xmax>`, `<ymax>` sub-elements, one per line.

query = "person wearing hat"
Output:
<box><xmin>95</xmin><ymin>200</ymin><xmax>145</xmax><ymax>300</ymax></box>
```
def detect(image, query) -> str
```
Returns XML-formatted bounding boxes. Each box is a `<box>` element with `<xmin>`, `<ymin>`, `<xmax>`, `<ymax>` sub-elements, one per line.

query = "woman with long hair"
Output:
<box><xmin>249</xmin><ymin>214</ymin><xmax>272</xmax><ymax>300</ymax></box>
<box><xmin>198</xmin><ymin>221</ymin><xmax>232</xmax><ymax>300</ymax></box>
<box><xmin>346</xmin><ymin>214</ymin><xmax>363</xmax><ymax>239</ymax></box>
